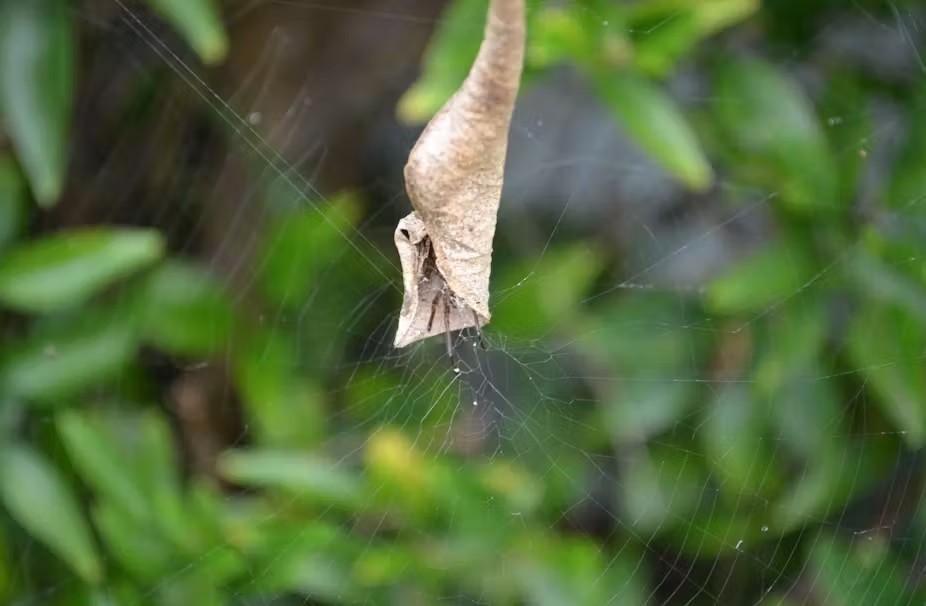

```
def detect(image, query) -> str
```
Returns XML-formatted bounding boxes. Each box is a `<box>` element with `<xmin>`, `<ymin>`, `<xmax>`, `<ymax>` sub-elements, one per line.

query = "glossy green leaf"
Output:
<box><xmin>590</xmin><ymin>70</ymin><xmax>712</xmax><ymax>190</ymax></box>
<box><xmin>134</xmin><ymin>261</ymin><xmax>234</xmax><ymax>356</ymax></box>
<box><xmin>0</xmin><ymin>310</ymin><xmax>137</xmax><ymax>403</ymax></box>
<box><xmin>847</xmin><ymin>303</ymin><xmax>926</xmax><ymax>447</ymax></box>
<box><xmin>57</xmin><ymin>411</ymin><xmax>150</xmax><ymax>521</ymax></box>
<box><xmin>713</xmin><ymin>58</ymin><xmax>837</xmax><ymax>213</ymax></box>
<box><xmin>0</xmin><ymin>157</ymin><xmax>26</xmax><ymax>250</ymax></box>
<box><xmin>145</xmin><ymin>0</ymin><xmax>228</xmax><ymax>65</ymax></box>
<box><xmin>706</xmin><ymin>238</ymin><xmax>816</xmax><ymax>314</ymax></box>
<box><xmin>0</xmin><ymin>0</ymin><xmax>75</xmax><ymax>206</ymax></box>
<box><xmin>0</xmin><ymin>444</ymin><xmax>102</xmax><ymax>583</ymax></box>
<box><xmin>0</xmin><ymin>228</ymin><xmax>164</xmax><ymax>314</ymax></box>
<box><xmin>218</xmin><ymin>449</ymin><xmax>363</xmax><ymax>508</ymax></box>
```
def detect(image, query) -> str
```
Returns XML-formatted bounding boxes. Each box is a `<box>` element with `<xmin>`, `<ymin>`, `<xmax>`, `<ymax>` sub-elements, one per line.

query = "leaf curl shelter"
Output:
<box><xmin>394</xmin><ymin>0</ymin><xmax>525</xmax><ymax>349</ymax></box>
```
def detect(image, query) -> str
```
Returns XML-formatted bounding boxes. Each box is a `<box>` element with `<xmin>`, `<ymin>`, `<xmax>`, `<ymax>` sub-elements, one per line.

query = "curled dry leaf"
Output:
<box><xmin>394</xmin><ymin>0</ymin><xmax>525</xmax><ymax>348</ymax></box>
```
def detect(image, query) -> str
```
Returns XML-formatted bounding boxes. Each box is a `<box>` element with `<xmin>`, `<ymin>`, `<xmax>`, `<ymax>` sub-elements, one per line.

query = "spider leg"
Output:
<box><xmin>444</xmin><ymin>292</ymin><xmax>453</xmax><ymax>360</ymax></box>
<box><xmin>472</xmin><ymin>310</ymin><xmax>488</xmax><ymax>350</ymax></box>
<box><xmin>426</xmin><ymin>290</ymin><xmax>441</xmax><ymax>332</ymax></box>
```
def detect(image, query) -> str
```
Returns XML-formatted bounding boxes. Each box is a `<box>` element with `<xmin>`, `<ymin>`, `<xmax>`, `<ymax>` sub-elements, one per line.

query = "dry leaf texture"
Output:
<box><xmin>394</xmin><ymin>0</ymin><xmax>525</xmax><ymax>348</ymax></box>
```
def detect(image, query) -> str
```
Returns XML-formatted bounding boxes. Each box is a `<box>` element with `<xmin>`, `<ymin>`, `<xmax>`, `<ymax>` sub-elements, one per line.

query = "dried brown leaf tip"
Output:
<box><xmin>394</xmin><ymin>0</ymin><xmax>525</xmax><ymax>349</ymax></box>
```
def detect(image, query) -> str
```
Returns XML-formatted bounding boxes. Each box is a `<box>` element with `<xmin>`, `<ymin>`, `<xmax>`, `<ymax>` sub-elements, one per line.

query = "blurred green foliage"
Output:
<box><xmin>0</xmin><ymin>0</ymin><xmax>925</xmax><ymax>604</ymax></box>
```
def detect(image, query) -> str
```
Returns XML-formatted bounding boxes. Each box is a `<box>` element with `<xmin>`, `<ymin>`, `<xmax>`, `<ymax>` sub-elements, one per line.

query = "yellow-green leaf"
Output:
<box><xmin>146</xmin><ymin>0</ymin><xmax>228</xmax><ymax>65</ymax></box>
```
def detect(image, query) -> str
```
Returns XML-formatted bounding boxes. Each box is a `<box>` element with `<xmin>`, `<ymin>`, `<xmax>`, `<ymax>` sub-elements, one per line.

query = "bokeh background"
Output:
<box><xmin>1</xmin><ymin>0</ymin><xmax>926</xmax><ymax>604</ymax></box>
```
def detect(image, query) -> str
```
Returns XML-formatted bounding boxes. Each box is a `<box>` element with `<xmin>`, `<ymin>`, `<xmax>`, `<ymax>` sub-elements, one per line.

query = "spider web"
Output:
<box><xmin>12</xmin><ymin>1</ymin><xmax>926</xmax><ymax>605</ymax></box>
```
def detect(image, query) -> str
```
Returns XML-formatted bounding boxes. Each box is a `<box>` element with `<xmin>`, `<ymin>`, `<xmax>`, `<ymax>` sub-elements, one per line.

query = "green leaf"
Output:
<box><xmin>233</xmin><ymin>330</ymin><xmax>327</xmax><ymax>448</ymax></box>
<box><xmin>0</xmin><ymin>0</ymin><xmax>75</xmax><ymax>206</ymax></box>
<box><xmin>771</xmin><ymin>374</ymin><xmax>842</xmax><ymax>459</ymax></box>
<box><xmin>579</xmin><ymin>295</ymin><xmax>708</xmax><ymax>442</ymax></box>
<box><xmin>0</xmin><ymin>310</ymin><xmax>138</xmax><ymax>403</ymax></box>
<box><xmin>706</xmin><ymin>237</ymin><xmax>816</xmax><ymax>314</ymax></box>
<box><xmin>396</xmin><ymin>0</ymin><xmax>486</xmax><ymax>122</ymax></box>
<box><xmin>154</xmin><ymin>570</ymin><xmax>226</xmax><ymax>606</ymax></box>
<box><xmin>0</xmin><ymin>157</ymin><xmax>26</xmax><ymax>250</ymax></box>
<box><xmin>242</xmin><ymin>522</ymin><xmax>360</xmax><ymax>602</ymax></box>
<box><xmin>847</xmin><ymin>303</ymin><xmax>926</xmax><ymax>447</ymax></box>
<box><xmin>493</xmin><ymin>245</ymin><xmax>603</xmax><ymax>337</ymax></box>
<box><xmin>667</xmin><ymin>507</ymin><xmax>764</xmax><ymax>557</ymax></box>
<box><xmin>0</xmin><ymin>444</ymin><xmax>102</xmax><ymax>583</ymax></box>
<box><xmin>886</xmin><ymin>91</ymin><xmax>926</xmax><ymax>212</ymax></box>
<box><xmin>700</xmin><ymin>385</ymin><xmax>783</xmax><ymax>498</ymax></box>
<box><xmin>145</xmin><ymin>0</ymin><xmax>228</xmax><ymax>65</ymax></box>
<box><xmin>629</xmin><ymin>0</ymin><xmax>762</xmax><ymax>76</ymax></box>
<box><xmin>820</xmin><ymin>74</ymin><xmax>871</xmax><ymax>204</ymax></box>
<box><xmin>848</xmin><ymin>249</ymin><xmax>926</xmax><ymax>327</ymax></box>
<box><xmin>629</xmin><ymin>10</ymin><xmax>701</xmax><ymax>77</ymax></box>
<box><xmin>515</xmin><ymin>537</ymin><xmax>649</xmax><ymax>606</ymax></box>
<box><xmin>258</xmin><ymin>196</ymin><xmax>360</xmax><ymax>310</ymax></box>
<box><xmin>753</xmin><ymin>300</ymin><xmax>828</xmax><ymax>395</ymax></box>
<box><xmin>589</xmin><ymin>70</ymin><xmax>712</xmax><ymax>191</ymax></box>
<box><xmin>528</xmin><ymin>6</ymin><xmax>608</xmax><ymax>70</ymax></box>
<box><xmin>0</xmin><ymin>228</ymin><xmax>164</xmax><ymax>314</ymax></box>
<box><xmin>807</xmin><ymin>535</ymin><xmax>913</xmax><ymax>606</ymax></box>
<box><xmin>713</xmin><ymin>58</ymin><xmax>837</xmax><ymax>213</ymax></box>
<box><xmin>627</xmin><ymin>0</ymin><xmax>758</xmax><ymax>34</ymax></box>
<box><xmin>57</xmin><ymin>411</ymin><xmax>150</xmax><ymax>521</ymax></box>
<box><xmin>773</xmin><ymin>443</ymin><xmax>885</xmax><ymax>531</ymax></box>
<box><xmin>134</xmin><ymin>261</ymin><xmax>234</xmax><ymax>356</ymax></box>
<box><xmin>92</xmin><ymin>502</ymin><xmax>174</xmax><ymax>582</ymax></box>
<box><xmin>218</xmin><ymin>449</ymin><xmax>363</xmax><ymax>508</ymax></box>
<box><xmin>617</xmin><ymin>442</ymin><xmax>705</xmax><ymax>534</ymax></box>
<box><xmin>59</xmin><ymin>409</ymin><xmax>208</xmax><ymax>559</ymax></box>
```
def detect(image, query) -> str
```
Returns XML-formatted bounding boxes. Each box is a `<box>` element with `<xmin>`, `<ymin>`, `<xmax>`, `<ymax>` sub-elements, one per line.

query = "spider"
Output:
<box><xmin>425</xmin><ymin>283</ymin><xmax>486</xmax><ymax>360</ymax></box>
<box><xmin>418</xmin><ymin>239</ymin><xmax>486</xmax><ymax>360</ymax></box>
